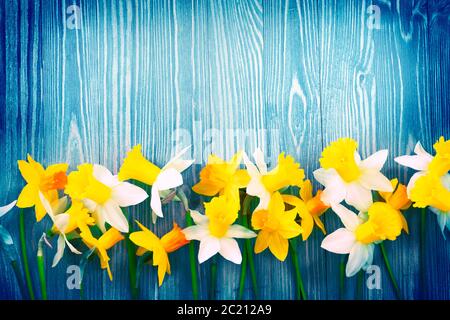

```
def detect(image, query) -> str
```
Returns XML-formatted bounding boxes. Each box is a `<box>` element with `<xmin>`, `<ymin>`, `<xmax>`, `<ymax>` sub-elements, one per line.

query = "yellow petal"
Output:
<box><xmin>300</xmin><ymin>179</ymin><xmax>313</xmax><ymax>202</ymax></box>
<box><xmin>299</xmin><ymin>211</ymin><xmax>314</xmax><ymax>241</ymax></box>
<box><xmin>254</xmin><ymin>230</ymin><xmax>269</xmax><ymax>254</ymax></box>
<box><xmin>233</xmin><ymin>169</ymin><xmax>250</xmax><ymax>188</ymax></box>
<box><xmin>268</xmin><ymin>233</ymin><xmax>289</xmax><ymax>261</ymax></box>
<box><xmin>18</xmin><ymin>160</ymin><xmax>41</xmax><ymax>185</ymax></box>
<box><xmin>99</xmin><ymin>228</ymin><xmax>124</xmax><ymax>250</ymax></box>
<box><xmin>313</xmin><ymin>216</ymin><xmax>327</xmax><ymax>235</ymax></box>
<box><xmin>17</xmin><ymin>184</ymin><xmax>38</xmax><ymax>208</ymax></box>
<box><xmin>26</xmin><ymin>155</ymin><xmax>45</xmax><ymax>175</ymax></box>
<box><xmin>192</xmin><ymin>181</ymin><xmax>222</xmax><ymax>197</ymax></box>
<box><xmin>278</xmin><ymin>219</ymin><xmax>302</xmax><ymax>240</ymax></box>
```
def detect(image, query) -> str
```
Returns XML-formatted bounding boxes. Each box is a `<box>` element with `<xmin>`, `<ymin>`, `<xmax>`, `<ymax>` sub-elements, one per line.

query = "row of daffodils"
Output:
<box><xmin>0</xmin><ymin>137</ymin><xmax>449</xmax><ymax>299</ymax></box>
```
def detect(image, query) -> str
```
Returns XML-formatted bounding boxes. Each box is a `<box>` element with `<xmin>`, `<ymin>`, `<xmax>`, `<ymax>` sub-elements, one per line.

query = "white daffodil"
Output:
<box><xmin>39</xmin><ymin>192</ymin><xmax>82</xmax><ymax>267</ymax></box>
<box><xmin>242</xmin><ymin>148</ymin><xmax>304</xmax><ymax>210</ymax></box>
<box><xmin>394</xmin><ymin>141</ymin><xmax>433</xmax><ymax>195</ymax></box>
<box><xmin>118</xmin><ymin>145</ymin><xmax>194</xmax><ymax>221</ymax></box>
<box><xmin>313</xmin><ymin>138</ymin><xmax>393</xmax><ymax>212</ymax></box>
<box><xmin>65</xmin><ymin>164</ymin><xmax>149</xmax><ymax>233</ymax></box>
<box><xmin>0</xmin><ymin>201</ymin><xmax>17</xmax><ymax>219</ymax></box>
<box><xmin>321</xmin><ymin>202</ymin><xmax>403</xmax><ymax>277</ymax></box>
<box><xmin>182</xmin><ymin>196</ymin><xmax>256</xmax><ymax>264</ymax></box>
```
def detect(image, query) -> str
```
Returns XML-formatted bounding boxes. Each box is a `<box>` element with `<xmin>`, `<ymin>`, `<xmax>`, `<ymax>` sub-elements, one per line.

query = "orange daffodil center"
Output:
<box><xmin>395</xmin><ymin>137</ymin><xmax>450</xmax><ymax>236</ymax></box>
<box><xmin>118</xmin><ymin>144</ymin><xmax>194</xmax><ymax>220</ymax></box>
<box><xmin>130</xmin><ymin>221</ymin><xmax>189</xmax><ymax>286</ymax></box>
<box><xmin>65</xmin><ymin>163</ymin><xmax>148</xmax><ymax>233</ymax></box>
<box><xmin>282</xmin><ymin>180</ymin><xmax>329</xmax><ymax>241</ymax></box>
<box><xmin>17</xmin><ymin>155</ymin><xmax>69</xmax><ymax>221</ymax></box>
<box><xmin>243</xmin><ymin>148</ymin><xmax>305</xmax><ymax>210</ymax></box>
<box><xmin>252</xmin><ymin>192</ymin><xmax>302</xmax><ymax>261</ymax></box>
<box><xmin>182</xmin><ymin>195</ymin><xmax>256</xmax><ymax>264</ymax></box>
<box><xmin>314</xmin><ymin>138</ymin><xmax>393</xmax><ymax>212</ymax></box>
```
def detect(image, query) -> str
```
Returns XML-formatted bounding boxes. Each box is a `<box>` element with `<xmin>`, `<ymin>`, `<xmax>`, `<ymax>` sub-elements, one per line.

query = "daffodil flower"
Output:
<box><xmin>243</xmin><ymin>148</ymin><xmax>305</xmax><ymax>210</ymax></box>
<box><xmin>130</xmin><ymin>220</ymin><xmax>189</xmax><ymax>286</ymax></box>
<box><xmin>79</xmin><ymin>226</ymin><xmax>124</xmax><ymax>280</ymax></box>
<box><xmin>252</xmin><ymin>192</ymin><xmax>302</xmax><ymax>261</ymax></box>
<box><xmin>395</xmin><ymin>137</ymin><xmax>450</xmax><ymax>236</ymax></box>
<box><xmin>192</xmin><ymin>152</ymin><xmax>250</xmax><ymax>204</ymax></box>
<box><xmin>378</xmin><ymin>178</ymin><xmax>411</xmax><ymax>233</ymax></box>
<box><xmin>182</xmin><ymin>195</ymin><xmax>256</xmax><ymax>264</ymax></box>
<box><xmin>321</xmin><ymin>202</ymin><xmax>403</xmax><ymax>277</ymax></box>
<box><xmin>282</xmin><ymin>180</ymin><xmax>329</xmax><ymax>241</ymax></box>
<box><xmin>17</xmin><ymin>155</ymin><xmax>68</xmax><ymax>221</ymax></box>
<box><xmin>314</xmin><ymin>138</ymin><xmax>393</xmax><ymax>212</ymax></box>
<box><xmin>0</xmin><ymin>201</ymin><xmax>17</xmax><ymax>219</ymax></box>
<box><xmin>65</xmin><ymin>163</ymin><xmax>148</xmax><ymax>233</ymax></box>
<box><xmin>38</xmin><ymin>193</ymin><xmax>82</xmax><ymax>267</ymax></box>
<box><xmin>118</xmin><ymin>144</ymin><xmax>194</xmax><ymax>220</ymax></box>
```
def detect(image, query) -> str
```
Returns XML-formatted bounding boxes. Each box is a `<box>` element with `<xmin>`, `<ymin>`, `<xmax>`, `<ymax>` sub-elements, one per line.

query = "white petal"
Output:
<box><xmin>431</xmin><ymin>208</ymin><xmax>448</xmax><ymax>239</ymax></box>
<box><xmin>346</xmin><ymin>243</ymin><xmax>370</xmax><ymax>277</ymax></box>
<box><xmin>394</xmin><ymin>155</ymin><xmax>431</xmax><ymax>171</ymax></box>
<box><xmin>101</xmin><ymin>201</ymin><xmax>129</xmax><ymax>233</ymax></box>
<box><xmin>331</xmin><ymin>204</ymin><xmax>361</xmax><ymax>231</ymax></box>
<box><xmin>414</xmin><ymin>141</ymin><xmax>433</xmax><ymax>158</ymax></box>
<box><xmin>54</xmin><ymin>213</ymin><xmax>70</xmax><ymax>233</ymax></box>
<box><xmin>93</xmin><ymin>164</ymin><xmax>117</xmax><ymax>187</ymax></box>
<box><xmin>441</xmin><ymin>173</ymin><xmax>450</xmax><ymax>190</ymax></box>
<box><xmin>360</xmin><ymin>150</ymin><xmax>388</xmax><ymax>171</ymax></box>
<box><xmin>39</xmin><ymin>192</ymin><xmax>54</xmax><ymax>217</ymax></box>
<box><xmin>52</xmin><ymin>196</ymin><xmax>68</xmax><ymax>215</ymax></box>
<box><xmin>152</xmin><ymin>211</ymin><xmax>158</xmax><ymax>224</ymax></box>
<box><xmin>93</xmin><ymin>209</ymin><xmax>107</xmax><ymax>233</ymax></box>
<box><xmin>189</xmin><ymin>210</ymin><xmax>208</xmax><ymax>225</ymax></box>
<box><xmin>253</xmin><ymin>148</ymin><xmax>267</xmax><ymax>174</ymax></box>
<box><xmin>362</xmin><ymin>244</ymin><xmax>375</xmax><ymax>270</ymax></box>
<box><xmin>83</xmin><ymin>199</ymin><xmax>98</xmax><ymax>212</ymax></box>
<box><xmin>112</xmin><ymin>182</ymin><xmax>148</xmax><ymax>207</ymax></box>
<box><xmin>406</xmin><ymin>172</ymin><xmax>425</xmax><ymax>197</ymax></box>
<box><xmin>313</xmin><ymin>168</ymin><xmax>339</xmax><ymax>186</ymax></box>
<box><xmin>242</xmin><ymin>151</ymin><xmax>260</xmax><ymax>177</ymax></box>
<box><xmin>345</xmin><ymin>183</ymin><xmax>373</xmax><ymax>212</ymax></box>
<box><xmin>154</xmin><ymin>168</ymin><xmax>183</xmax><ymax>191</ymax></box>
<box><xmin>151</xmin><ymin>186</ymin><xmax>164</xmax><ymax>218</ymax></box>
<box><xmin>0</xmin><ymin>200</ymin><xmax>17</xmax><ymax>218</ymax></box>
<box><xmin>226</xmin><ymin>224</ymin><xmax>257</xmax><ymax>239</ymax></box>
<box><xmin>359</xmin><ymin>169</ymin><xmax>393</xmax><ymax>192</ymax></box>
<box><xmin>219</xmin><ymin>238</ymin><xmax>242</xmax><ymax>264</ymax></box>
<box><xmin>52</xmin><ymin>235</ymin><xmax>66</xmax><ymax>267</ymax></box>
<box><xmin>62</xmin><ymin>233</ymin><xmax>81</xmax><ymax>254</ymax></box>
<box><xmin>163</xmin><ymin>145</ymin><xmax>194</xmax><ymax>173</ymax></box>
<box><xmin>182</xmin><ymin>225</ymin><xmax>209</xmax><ymax>240</ymax></box>
<box><xmin>321</xmin><ymin>228</ymin><xmax>356</xmax><ymax>254</ymax></box>
<box><xmin>315</xmin><ymin>169</ymin><xmax>347</xmax><ymax>206</ymax></box>
<box><xmin>198</xmin><ymin>237</ymin><xmax>220</xmax><ymax>263</ymax></box>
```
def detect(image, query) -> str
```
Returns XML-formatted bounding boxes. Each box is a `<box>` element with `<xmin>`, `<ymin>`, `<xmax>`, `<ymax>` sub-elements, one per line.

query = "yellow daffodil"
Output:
<box><xmin>252</xmin><ymin>192</ymin><xmax>302</xmax><ymax>261</ymax></box>
<box><xmin>192</xmin><ymin>152</ymin><xmax>250</xmax><ymax>203</ymax></box>
<box><xmin>243</xmin><ymin>148</ymin><xmax>305</xmax><ymax>210</ymax></box>
<box><xmin>65</xmin><ymin>163</ymin><xmax>148</xmax><ymax>233</ymax></box>
<box><xmin>17</xmin><ymin>155</ymin><xmax>68</xmax><ymax>221</ymax></box>
<box><xmin>395</xmin><ymin>137</ymin><xmax>450</xmax><ymax>236</ymax></box>
<box><xmin>282</xmin><ymin>180</ymin><xmax>329</xmax><ymax>240</ymax></box>
<box><xmin>39</xmin><ymin>193</ymin><xmax>83</xmax><ymax>267</ymax></box>
<box><xmin>79</xmin><ymin>226</ymin><xmax>124</xmax><ymax>281</ymax></box>
<box><xmin>182</xmin><ymin>195</ymin><xmax>256</xmax><ymax>264</ymax></box>
<box><xmin>118</xmin><ymin>144</ymin><xmax>193</xmax><ymax>220</ymax></box>
<box><xmin>130</xmin><ymin>221</ymin><xmax>189</xmax><ymax>286</ymax></box>
<box><xmin>321</xmin><ymin>203</ymin><xmax>403</xmax><ymax>277</ymax></box>
<box><xmin>314</xmin><ymin>138</ymin><xmax>393</xmax><ymax>212</ymax></box>
<box><xmin>378</xmin><ymin>178</ymin><xmax>411</xmax><ymax>233</ymax></box>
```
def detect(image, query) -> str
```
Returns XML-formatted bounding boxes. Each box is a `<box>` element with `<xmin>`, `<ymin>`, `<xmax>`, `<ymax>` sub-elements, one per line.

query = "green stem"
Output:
<box><xmin>238</xmin><ymin>214</ymin><xmax>248</xmax><ymax>300</ymax></box>
<box><xmin>209</xmin><ymin>257</ymin><xmax>217</xmax><ymax>300</ymax></box>
<box><xmin>10</xmin><ymin>260</ymin><xmax>27</xmax><ymax>299</ymax></box>
<box><xmin>19</xmin><ymin>208</ymin><xmax>35</xmax><ymax>300</ymax></box>
<box><xmin>420</xmin><ymin>207</ymin><xmax>426</xmax><ymax>296</ymax></box>
<box><xmin>186</xmin><ymin>210</ymin><xmax>199</xmax><ymax>300</ymax></box>
<box><xmin>37</xmin><ymin>236</ymin><xmax>47</xmax><ymax>300</ymax></box>
<box><xmin>380</xmin><ymin>242</ymin><xmax>402</xmax><ymax>299</ymax></box>
<box><xmin>289</xmin><ymin>238</ymin><xmax>307</xmax><ymax>300</ymax></box>
<box><xmin>242</xmin><ymin>196</ymin><xmax>258</xmax><ymax>299</ymax></box>
<box><xmin>339</xmin><ymin>256</ymin><xmax>346</xmax><ymax>300</ymax></box>
<box><xmin>123</xmin><ymin>208</ymin><xmax>139</xmax><ymax>300</ymax></box>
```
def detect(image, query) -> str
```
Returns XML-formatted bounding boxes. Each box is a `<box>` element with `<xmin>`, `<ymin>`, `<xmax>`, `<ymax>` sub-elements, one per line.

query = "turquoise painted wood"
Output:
<box><xmin>0</xmin><ymin>0</ymin><xmax>449</xmax><ymax>300</ymax></box>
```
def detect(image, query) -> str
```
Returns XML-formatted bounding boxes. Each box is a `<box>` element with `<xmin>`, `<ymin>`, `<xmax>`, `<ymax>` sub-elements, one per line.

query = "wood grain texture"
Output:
<box><xmin>0</xmin><ymin>0</ymin><xmax>448</xmax><ymax>300</ymax></box>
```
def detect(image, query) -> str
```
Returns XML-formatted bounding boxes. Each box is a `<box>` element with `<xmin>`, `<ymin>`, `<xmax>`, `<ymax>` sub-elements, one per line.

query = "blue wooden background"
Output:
<box><xmin>0</xmin><ymin>0</ymin><xmax>449</xmax><ymax>300</ymax></box>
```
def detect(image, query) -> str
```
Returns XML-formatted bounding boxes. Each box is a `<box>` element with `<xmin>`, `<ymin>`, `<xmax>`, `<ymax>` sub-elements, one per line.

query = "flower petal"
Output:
<box><xmin>219</xmin><ymin>238</ymin><xmax>242</xmax><ymax>264</ymax></box>
<box><xmin>360</xmin><ymin>150</ymin><xmax>388</xmax><ymax>171</ymax></box>
<box><xmin>331</xmin><ymin>204</ymin><xmax>361</xmax><ymax>231</ymax></box>
<box><xmin>394</xmin><ymin>154</ymin><xmax>431</xmax><ymax>171</ymax></box>
<box><xmin>112</xmin><ymin>182</ymin><xmax>148</xmax><ymax>207</ymax></box>
<box><xmin>253</xmin><ymin>148</ymin><xmax>268</xmax><ymax>174</ymax></box>
<box><xmin>314</xmin><ymin>169</ymin><xmax>346</xmax><ymax>206</ymax></box>
<box><xmin>345</xmin><ymin>183</ymin><xmax>373</xmax><ymax>212</ymax></box>
<box><xmin>406</xmin><ymin>172</ymin><xmax>425</xmax><ymax>197</ymax></box>
<box><xmin>189</xmin><ymin>210</ymin><xmax>209</xmax><ymax>225</ymax></box>
<box><xmin>359</xmin><ymin>169</ymin><xmax>393</xmax><ymax>192</ymax></box>
<box><xmin>101</xmin><ymin>201</ymin><xmax>129</xmax><ymax>233</ymax></box>
<box><xmin>151</xmin><ymin>185</ymin><xmax>164</xmax><ymax>218</ymax></box>
<box><xmin>268</xmin><ymin>232</ymin><xmax>289</xmax><ymax>261</ymax></box>
<box><xmin>346</xmin><ymin>243</ymin><xmax>370</xmax><ymax>277</ymax></box>
<box><xmin>17</xmin><ymin>184</ymin><xmax>38</xmax><ymax>208</ymax></box>
<box><xmin>198</xmin><ymin>237</ymin><xmax>220</xmax><ymax>263</ymax></box>
<box><xmin>155</xmin><ymin>168</ymin><xmax>183</xmax><ymax>191</ymax></box>
<box><xmin>0</xmin><ymin>201</ymin><xmax>17</xmax><ymax>219</ymax></box>
<box><xmin>52</xmin><ymin>235</ymin><xmax>66</xmax><ymax>267</ymax></box>
<box><xmin>226</xmin><ymin>224</ymin><xmax>256</xmax><ymax>239</ymax></box>
<box><xmin>93</xmin><ymin>164</ymin><xmax>117</xmax><ymax>187</ymax></box>
<box><xmin>163</xmin><ymin>145</ymin><xmax>194</xmax><ymax>173</ymax></box>
<box><xmin>321</xmin><ymin>228</ymin><xmax>356</xmax><ymax>254</ymax></box>
<box><xmin>414</xmin><ymin>141</ymin><xmax>433</xmax><ymax>158</ymax></box>
<box><xmin>182</xmin><ymin>225</ymin><xmax>209</xmax><ymax>241</ymax></box>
